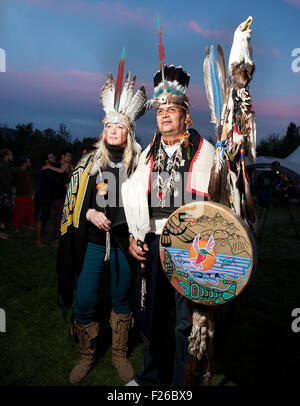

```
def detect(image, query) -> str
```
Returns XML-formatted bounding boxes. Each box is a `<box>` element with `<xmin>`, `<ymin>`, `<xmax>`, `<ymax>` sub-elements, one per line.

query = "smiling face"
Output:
<box><xmin>156</xmin><ymin>103</ymin><xmax>186</xmax><ymax>140</ymax></box>
<box><xmin>104</xmin><ymin>122</ymin><xmax>129</xmax><ymax>146</ymax></box>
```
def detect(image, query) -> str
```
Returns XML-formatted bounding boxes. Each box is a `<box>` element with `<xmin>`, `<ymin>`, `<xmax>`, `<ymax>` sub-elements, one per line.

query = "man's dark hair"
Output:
<box><xmin>58</xmin><ymin>149</ymin><xmax>71</xmax><ymax>160</ymax></box>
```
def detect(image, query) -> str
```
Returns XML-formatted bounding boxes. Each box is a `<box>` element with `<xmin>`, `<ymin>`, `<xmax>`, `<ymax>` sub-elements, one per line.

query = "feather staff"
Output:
<box><xmin>205</xmin><ymin>16</ymin><xmax>256</xmax><ymax>228</ymax></box>
<box><xmin>156</xmin><ymin>16</ymin><xmax>165</xmax><ymax>82</ymax></box>
<box><xmin>114</xmin><ymin>45</ymin><xmax>126</xmax><ymax>110</ymax></box>
<box><xmin>121</xmin><ymin>175</ymin><xmax>150</xmax><ymax>311</ymax></box>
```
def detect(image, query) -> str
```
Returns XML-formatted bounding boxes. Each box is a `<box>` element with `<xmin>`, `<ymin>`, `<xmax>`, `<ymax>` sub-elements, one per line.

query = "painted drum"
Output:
<box><xmin>159</xmin><ymin>201</ymin><xmax>256</xmax><ymax>306</ymax></box>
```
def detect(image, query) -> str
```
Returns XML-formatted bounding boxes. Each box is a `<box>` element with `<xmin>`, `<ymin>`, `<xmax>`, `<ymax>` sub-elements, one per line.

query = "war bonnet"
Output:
<box><xmin>100</xmin><ymin>47</ymin><xmax>147</xmax><ymax>132</ymax></box>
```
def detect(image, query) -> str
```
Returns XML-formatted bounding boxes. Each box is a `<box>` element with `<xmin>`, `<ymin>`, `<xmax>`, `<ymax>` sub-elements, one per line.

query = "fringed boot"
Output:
<box><xmin>69</xmin><ymin>320</ymin><xmax>100</xmax><ymax>384</ymax></box>
<box><xmin>110</xmin><ymin>310</ymin><xmax>134</xmax><ymax>382</ymax></box>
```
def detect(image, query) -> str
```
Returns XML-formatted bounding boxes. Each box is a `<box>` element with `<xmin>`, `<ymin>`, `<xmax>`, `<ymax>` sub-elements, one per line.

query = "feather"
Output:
<box><xmin>217</xmin><ymin>44</ymin><xmax>227</xmax><ymax>104</ymax></box>
<box><xmin>126</xmin><ymin>85</ymin><xmax>147</xmax><ymax>123</ymax></box>
<box><xmin>247</xmin><ymin>111</ymin><xmax>256</xmax><ymax>162</ymax></box>
<box><xmin>100</xmin><ymin>72</ymin><xmax>115</xmax><ymax>115</ymax></box>
<box><xmin>156</xmin><ymin>15</ymin><xmax>166</xmax><ymax>81</ymax></box>
<box><xmin>203</xmin><ymin>48</ymin><xmax>217</xmax><ymax>124</ymax></box>
<box><xmin>114</xmin><ymin>45</ymin><xmax>126</xmax><ymax>111</ymax></box>
<box><xmin>209</xmin><ymin>46</ymin><xmax>223</xmax><ymax>125</ymax></box>
<box><xmin>118</xmin><ymin>71</ymin><xmax>131</xmax><ymax>112</ymax></box>
<box><xmin>203</xmin><ymin>46</ymin><xmax>224</xmax><ymax>128</ymax></box>
<box><xmin>228</xmin><ymin>169</ymin><xmax>241</xmax><ymax>215</ymax></box>
<box><xmin>121</xmin><ymin>173</ymin><xmax>150</xmax><ymax>242</ymax></box>
<box><xmin>122</xmin><ymin>75</ymin><xmax>136</xmax><ymax>113</ymax></box>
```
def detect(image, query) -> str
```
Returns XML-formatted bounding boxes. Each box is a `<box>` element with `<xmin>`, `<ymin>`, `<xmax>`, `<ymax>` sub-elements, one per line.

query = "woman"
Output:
<box><xmin>56</xmin><ymin>65</ymin><xmax>147</xmax><ymax>384</ymax></box>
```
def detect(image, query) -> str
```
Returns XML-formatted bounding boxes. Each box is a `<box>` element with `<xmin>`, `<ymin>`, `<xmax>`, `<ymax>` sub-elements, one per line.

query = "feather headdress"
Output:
<box><xmin>100</xmin><ymin>46</ymin><xmax>147</xmax><ymax>131</ymax></box>
<box><xmin>145</xmin><ymin>17</ymin><xmax>191</xmax><ymax>109</ymax></box>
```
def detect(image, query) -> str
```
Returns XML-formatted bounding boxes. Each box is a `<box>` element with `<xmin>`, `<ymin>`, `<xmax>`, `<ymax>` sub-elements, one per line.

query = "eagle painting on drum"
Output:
<box><xmin>159</xmin><ymin>202</ymin><xmax>255</xmax><ymax>306</ymax></box>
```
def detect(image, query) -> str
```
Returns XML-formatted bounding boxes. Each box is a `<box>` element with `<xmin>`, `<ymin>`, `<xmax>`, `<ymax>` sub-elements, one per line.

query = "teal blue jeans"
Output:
<box><xmin>74</xmin><ymin>242</ymin><xmax>133</xmax><ymax>325</ymax></box>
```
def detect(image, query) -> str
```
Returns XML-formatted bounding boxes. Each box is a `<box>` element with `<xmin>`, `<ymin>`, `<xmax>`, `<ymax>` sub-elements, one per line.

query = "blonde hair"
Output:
<box><xmin>89</xmin><ymin>129</ymin><xmax>141</xmax><ymax>178</ymax></box>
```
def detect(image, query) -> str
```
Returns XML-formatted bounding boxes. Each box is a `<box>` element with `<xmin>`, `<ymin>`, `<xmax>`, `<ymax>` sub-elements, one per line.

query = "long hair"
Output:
<box><xmin>89</xmin><ymin>130</ymin><xmax>141</xmax><ymax>178</ymax></box>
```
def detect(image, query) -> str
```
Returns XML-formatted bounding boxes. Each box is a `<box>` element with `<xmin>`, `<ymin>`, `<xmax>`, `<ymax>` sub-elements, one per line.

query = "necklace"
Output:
<box><xmin>153</xmin><ymin>133</ymin><xmax>189</xmax><ymax>208</ymax></box>
<box><xmin>108</xmin><ymin>160</ymin><xmax>124</xmax><ymax>169</ymax></box>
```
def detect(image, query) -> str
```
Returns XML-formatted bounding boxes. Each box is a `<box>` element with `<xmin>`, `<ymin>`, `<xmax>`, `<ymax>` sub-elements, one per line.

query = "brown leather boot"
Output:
<box><xmin>110</xmin><ymin>310</ymin><xmax>134</xmax><ymax>382</ymax></box>
<box><xmin>69</xmin><ymin>320</ymin><xmax>100</xmax><ymax>384</ymax></box>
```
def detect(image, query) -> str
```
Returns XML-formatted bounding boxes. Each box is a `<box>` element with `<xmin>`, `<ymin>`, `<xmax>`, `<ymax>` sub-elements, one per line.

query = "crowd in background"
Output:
<box><xmin>0</xmin><ymin>147</ymin><xmax>87</xmax><ymax>244</ymax></box>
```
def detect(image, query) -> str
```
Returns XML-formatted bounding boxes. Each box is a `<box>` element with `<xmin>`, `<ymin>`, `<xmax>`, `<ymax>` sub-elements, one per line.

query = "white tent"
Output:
<box><xmin>246</xmin><ymin>155</ymin><xmax>300</xmax><ymax>189</ymax></box>
<box><xmin>285</xmin><ymin>145</ymin><xmax>300</xmax><ymax>165</ymax></box>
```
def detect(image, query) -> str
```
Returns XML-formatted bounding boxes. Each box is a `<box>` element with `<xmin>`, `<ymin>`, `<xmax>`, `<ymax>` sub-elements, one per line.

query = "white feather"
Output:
<box><xmin>121</xmin><ymin>75</ymin><xmax>136</xmax><ymax>113</ymax></box>
<box><xmin>100</xmin><ymin>73</ymin><xmax>115</xmax><ymax>115</ymax></box>
<box><xmin>121</xmin><ymin>173</ymin><xmax>150</xmax><ymax>242</ymax></box>
<box><xmin>126</xmin><ymin>86</ymin><xmax>147</xmax><ymax>122</ymax></box>
<box><xmin>118</xmin><ymin>71</ymin><xmax>131</xmax><ymax>112</ymax></box>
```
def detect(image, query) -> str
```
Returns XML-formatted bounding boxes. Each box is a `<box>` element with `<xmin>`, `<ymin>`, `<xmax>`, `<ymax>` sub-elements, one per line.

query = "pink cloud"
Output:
<box><xmin>285</xmin><ymin>0</ymin><xmax>300</xmax><ymax>9</ymax></box>
<box><xmin>187</xmin><ymin>21</ymin><xmax>223</xmax><ymax>39</ymax></box>
<box><xmin>253</xmin><ymin>46</ymin><xmax>283</xmax><ymax>59</ymax></box>
<box><xmin>0</xmin><ymin>69</ymin><xmax>107</xmax><ymax>109</ymax></box>
<box><xmin>186</xmin><ymin>84</ymin><xmax>300</xmax><ymax>124</ymax></box>
<box><xmin>254</xmin><ymin>97</ymin><xmax>300</xmax><ymax>120</ymax></box>
<box><xmin>24</xmin><ymin>0</ymin><xmax>146</xmax><ymax>25</ymax></box>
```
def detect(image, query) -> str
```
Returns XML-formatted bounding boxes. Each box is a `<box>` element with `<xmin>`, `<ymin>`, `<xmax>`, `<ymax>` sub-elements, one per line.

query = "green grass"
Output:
<box><xmin>1</xmin><ymin>202</ymin><xmax>300</xmax><ymax>386</ymax></box>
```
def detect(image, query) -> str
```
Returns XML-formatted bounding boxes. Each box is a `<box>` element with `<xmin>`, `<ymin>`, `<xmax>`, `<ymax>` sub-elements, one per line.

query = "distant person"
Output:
<box><xmin>81</xmin><ymin>148</ymin><xmax>88</xmax><ymax>158</ymax></box>
<box><xmin>58</xmin><ymin>149</ymin><xmax>74</xmax><ymax>178</ymax></box>
<box><xmin>12</xmin><ymin>156</ymin><xmax>35</xmax><ymax>232</ymax></box>
<box><xmin>0</xmin><ymin>149</ymin><xmax>14</xmax><ymax>240</ymax></box>
<box><xmin>47</xmin><ymin>151</ymin><xmax>72</xmax><ymax>246</ymax></box>
<box><xmin>34</xmin><ymin>153</ymin><xmax>62</xmax><ymax>247</ymax></box>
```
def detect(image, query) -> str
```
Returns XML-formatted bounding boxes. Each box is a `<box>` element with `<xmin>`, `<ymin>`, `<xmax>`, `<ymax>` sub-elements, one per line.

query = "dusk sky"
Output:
<box><xmin>0</xmin><ymin>0</ymin><xmax>300</xmax><ymax>147</ymax></box>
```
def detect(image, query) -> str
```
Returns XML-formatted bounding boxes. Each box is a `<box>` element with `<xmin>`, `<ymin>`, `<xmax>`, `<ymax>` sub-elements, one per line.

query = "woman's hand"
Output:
<box><xmin>129</xmin><ymin>238</ymin><xmax>149</xmax><ymax>261</ymax></box>
<box><xmin>86</xmin><ymin>209</ymin><xmax>111</xmax><ymax>231</ymax></box>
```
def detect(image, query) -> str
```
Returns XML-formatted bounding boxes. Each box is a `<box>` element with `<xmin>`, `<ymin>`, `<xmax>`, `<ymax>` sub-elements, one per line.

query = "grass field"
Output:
<box><xmin>1</xmin><ymin>201</ymin><xmax>300</xmax><ymax>387</ymax></box>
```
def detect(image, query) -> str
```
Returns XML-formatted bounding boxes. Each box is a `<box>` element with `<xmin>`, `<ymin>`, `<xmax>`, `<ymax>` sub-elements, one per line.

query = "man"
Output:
<box><xmin>123</xmin><ymin>65</ymin><xmax>215</xmax><ymax>386</ymax></box>
<box><xmin>0</xmin><ymin>149</ymin><xmax>14</xmax><ymax>239</ymax></box>
<box><xmin>58</xmin><ymin>149</ymin><xmax>73</xmax><ymax>178</ymax></box>
<box><xmin>50</xmin><ymin>150</ymin><xmax>73</xmax><ymax>246</ymax></box>
<box><xmin>34</xmin><ymin>152</ymin><xmax>62</xmax><ymax>246</ymax></box>
<box><xmin>12</xmin><ymin>156</ymin><xmax>35</xmax><ymax>232</ymax></box>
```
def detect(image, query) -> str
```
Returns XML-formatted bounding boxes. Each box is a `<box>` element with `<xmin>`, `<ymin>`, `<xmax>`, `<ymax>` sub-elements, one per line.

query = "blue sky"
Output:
<box><xmin>0</xmin><ymin>0</ymin><xmax>300</xmax><ymax>146</ymax></box>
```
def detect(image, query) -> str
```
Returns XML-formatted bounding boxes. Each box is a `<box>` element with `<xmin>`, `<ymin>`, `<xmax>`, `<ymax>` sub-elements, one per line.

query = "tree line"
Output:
<box><xmin>1</xmin><ymin>120</ymin><xmax>299</xmax><ymax>175</ymax></box>
<box><xmin>0</xmin><ymin>122</ymin><xmax>98</xmax><ymax>180</ymax></box>
<box><xmin>256</xmin><ymin>122</ymin><xmax>300</xmax><ymax>158</ymax></box>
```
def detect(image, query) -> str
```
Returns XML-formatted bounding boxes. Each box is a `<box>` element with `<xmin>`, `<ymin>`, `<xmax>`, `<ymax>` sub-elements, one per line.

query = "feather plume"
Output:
<box><xmin>114</xmin><ymin>45</ymin><xmax>126</xmax><ymax>110</ymax></box>
<box><xmin>100</xmin><ymin>72</ymin><xmax>115</xmax><ymax>115</ymax></box>
<box><xmin>122</xmin><ymin>173</ymin><xmax>150</xmax><ymax>242</ymax></box>
<box><xmin>203</xmin><ymin>45</ymin><xmax>226</xmax><ymax>129</ymax></box>
<box><xmin>118</xmin><ymin>71</ymin><xmax>131</xmax><ymax>112</ymax></box>
<box><xmin>126</xmin><ymin>85</ymin><xmax>147</xmax><ymax>122</ymax></box>
<box><xmin>121</xmin><ymin>75</ymin><xmax>136</xmax><ymax>113</ymax></box>
<box><xmin>156</xmin><ymin>15</ymin><xmax>165</xmax><ymax>81</ymax></box>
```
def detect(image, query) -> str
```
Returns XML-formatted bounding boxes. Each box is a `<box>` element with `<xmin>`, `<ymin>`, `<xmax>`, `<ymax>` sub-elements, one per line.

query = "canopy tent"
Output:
<box><xmin>246</xmin><ymin>155</ymin><xmax>300</xmax><ymax>189</ymax></box>
<box><xmin>245</xmin><ymin>156</ymin><xmax>300</xmax><ymax>207</ymax></box>
<box><xmin>285</xmin><ymin>145</ymin><xmax>300</xmax><ymax>165</ymax></box>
